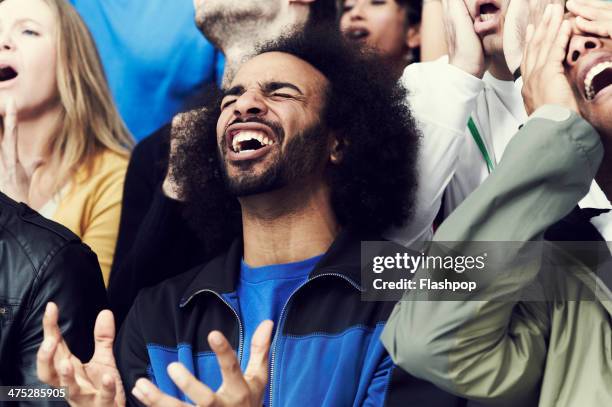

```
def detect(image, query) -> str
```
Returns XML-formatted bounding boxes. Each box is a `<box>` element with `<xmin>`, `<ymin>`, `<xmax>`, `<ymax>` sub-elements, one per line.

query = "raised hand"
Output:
<box><xmin>36</xmin><ymin>303</ymin><xmax>126</xmax><ymax>407</ymax></box>
<box><xmin>503</xmin><ymin>0</ymin><xmax>565</xmax><ymax>75</ymax></box>
<box><xmin>131</xmin><ymin>320</ymin><xmax>274</xmax><ymax>407</ymax></box>
<box><xmin>442</xmin><ymin>0</ymin><xmax>486</xmax><ymax>78</ymax></box>
<box><xmin>521</xmin><ymin>5</ymin><xmax>578</xmax><ymax>114</ymax></box>
<box><xmin>0</xmin><ymin>98</ymin><xmax>42</xmax><ymax>204</ymax></box>
<box><xmin>567</xmin><ymin>0</ymin><xmax>612</xmax><ymax>38</ymax></box>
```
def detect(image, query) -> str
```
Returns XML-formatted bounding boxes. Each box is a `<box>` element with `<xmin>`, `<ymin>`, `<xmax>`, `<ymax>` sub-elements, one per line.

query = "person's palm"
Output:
<box><xmin>37</xmin><ymin>304</ymin><xmax>125</xmax><ymax>407</ymax></box>
<box><xmin>504</xmin><ymin>0</ymin><xmax>564</xmax><ymax>75</ymax></box>
<box><xmin>0</xmin><ymin>99</ymin><xmax>42</xmax><ymax>204</ymax></box>
<box><xmin>503</xmin><ymin>0</ymin><xmax>529</xmax><ymax>73</ymax></box>
<box><xmin>76</xmin><ymin>349</ymin><xmax>126</xmax><ymax>405</ymax></box>
<box><xmin>443</xmin><ymin>0</ymin><xmax>486</xmax><ymax>77</ymax></box>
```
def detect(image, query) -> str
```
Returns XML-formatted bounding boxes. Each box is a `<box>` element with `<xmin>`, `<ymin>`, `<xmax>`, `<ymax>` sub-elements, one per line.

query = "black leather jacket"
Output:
<box><xmin>0</xmin><ymin>193</ymin><xmax>107</xmax><ymax>406</ymax></box>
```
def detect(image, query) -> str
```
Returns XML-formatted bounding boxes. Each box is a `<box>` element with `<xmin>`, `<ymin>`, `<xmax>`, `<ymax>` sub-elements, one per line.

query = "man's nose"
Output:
<box><xmin>566</xmin><ymin>35</ymin><xmax>604</xmax><ymax>67</ymax></box>
<box><xmin>233</xmin><ymin>90</ymin><xmax>268</xmax><ymax>117</ymax></box>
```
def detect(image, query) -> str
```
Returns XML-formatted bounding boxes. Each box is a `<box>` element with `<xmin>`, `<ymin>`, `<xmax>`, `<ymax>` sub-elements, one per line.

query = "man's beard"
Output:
<box><xmin>197</xmin><ymin>1</ymin><xmax>281</xmax><ymax>47</ymax></box>
<box><xmin>221</xmin><ymin>121</ymin><xmax>328</xmax><ymax>197</ymax></box>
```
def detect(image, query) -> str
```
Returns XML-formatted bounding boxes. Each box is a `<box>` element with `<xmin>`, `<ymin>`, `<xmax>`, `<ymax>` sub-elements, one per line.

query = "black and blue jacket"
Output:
<box><xmin>116</xmin><ymin>231</ymin><xmax>465</xmax><ymax>406</ymax></box>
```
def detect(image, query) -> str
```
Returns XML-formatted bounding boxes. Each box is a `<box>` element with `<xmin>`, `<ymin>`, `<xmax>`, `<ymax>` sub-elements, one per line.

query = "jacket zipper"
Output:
<box><xmin>181</xmin><ymin>289</ymin><xmax>245</xmax><ymax>363</ymax></box>
<box><xmin>268</xmin><ymin>272</ymin><xmax>362</xmax><ymax>407</ymax></box>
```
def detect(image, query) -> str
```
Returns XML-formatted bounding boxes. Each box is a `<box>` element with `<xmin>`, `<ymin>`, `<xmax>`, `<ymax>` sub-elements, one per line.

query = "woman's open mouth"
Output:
<box><xmin>0</xmin><ymin>65</ymin><xmax>18</xmax><ymax>83</ymax></box>
<box><xmin>344</xmin><ymin>27</ymin><xmax>370</xmax><ymax>42</ymax></box>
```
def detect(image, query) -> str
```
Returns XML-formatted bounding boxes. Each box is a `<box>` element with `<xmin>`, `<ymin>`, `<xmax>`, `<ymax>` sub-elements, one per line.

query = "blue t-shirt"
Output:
<box><xmin>237</xmin><ymin>255</ymin><xmax>323</xmax><ymax>405</ymax></box>
<box><xmin>69</xmin><ymin>0</ymin><xmax>224</xmax><ymax>140</ymax></box>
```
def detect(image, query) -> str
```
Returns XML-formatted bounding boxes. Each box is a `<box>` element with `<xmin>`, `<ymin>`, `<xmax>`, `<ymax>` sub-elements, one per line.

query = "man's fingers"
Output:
<box><xmin>524</xmin><ymin>3</ymin><xmax>550</xmax><ymax>77</ymax></box>
<box><xmin>527</xmin><ymin>4</ymin><xmax>552</xmax><ymax>68</ymax></box>
<box><xmin>167</xmin><ymin>362</ymin><xmax>216</xmax><ymax>406</ymax></box>
<box><xmin>244</xmin><ymin>320</ymin><xmax>273</xmax><ymax>398</ymax></box>
<box><xmin>42</xmin><ymin>302</ymin><xmax>62</xmax><ymax>339</ymax></box>
<box><xmin>99</xmin><ymin>374</ymin><xmax>119</xmax><ymax>404</ymax></box>
<box><xmin>526</xmin><ymin>23</ymin><xmax>535</xmax><ymax>43</ymax></box>
<box><xmin>567</xmin><ymin>0</ymin><xmax>612</xmax><ymax>20</ymax></box>
<box><xmin>91</xmin><ymin>310</ymin><xmax>117</xmax><ymax>364</ymax></box>
<box><xmin>535</xmin><ymin>4</ymin><xmax>564</xmax><ymax>68</ymax></box>
<box><xmin>550</xmin><ymin>20</ymin><xmax>574</xmax><ymax>64</ymax></box>
<box><xmin>36</xmin><ymin>337</ymin><xmax>60</xmax><ymax>386</ymax></box>
<box><xmin>42</xmin><ymin>302</ymin><xmax>74</xmax><ymax>354</ymax></box>
<box><xmin>208</xmin><ymin>331</ymin><xmax>250</xmax><ymax>398</ymax></box>
<box><xmin>58</xmin><ymin>359</ymin><xmax>82</xmax><ymax>401</ymax></box>
<box><xmin>575</xmin><ymin>16</ymin><xmax>612</xmax><ymax>38</ymax></box>
<box><xmin>132</xmin><ymin>378</ymin><xmax>190</xmax><ymax>407</ymax></box>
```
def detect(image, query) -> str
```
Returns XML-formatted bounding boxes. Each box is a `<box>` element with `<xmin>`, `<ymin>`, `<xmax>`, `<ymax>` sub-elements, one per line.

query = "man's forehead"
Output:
<box><xmin>229</xmin><ymin>52</ymin><xmax>328</xmax><ymax>93</ymax></box>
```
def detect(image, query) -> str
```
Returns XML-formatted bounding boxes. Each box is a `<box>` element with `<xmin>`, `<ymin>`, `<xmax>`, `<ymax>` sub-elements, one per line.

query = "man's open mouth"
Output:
<box><xmin>474</xmin><ymin>0</ymin><xmax>500</xmax><ymax>34</ymax></box>
<box><xmin>231</xmin><ymin>130</ymin><xmax>275</xmax><ymax>154</ymax></box>
<box><xmin>0</xmin><ymin>65</ymin><xmax>18</xmax><ymax>82</ymax></box>
<box><xmin>479</xmin><ymin>2</ymin><xmax>499</xmax><ymax>21</ymax></box>
<box><xmin>345</xmin><ymin>27</ymin><xmax>369</xmax><ymax>42</ymax></box>
<box><xmin>584</xmin><ymin>61</ymin><xmax>612</xmax><ymax>101</ymax></box>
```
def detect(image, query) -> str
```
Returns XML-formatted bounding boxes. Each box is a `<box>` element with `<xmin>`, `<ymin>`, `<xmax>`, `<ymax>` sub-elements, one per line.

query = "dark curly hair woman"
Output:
<box><xmin>172</xmin><ymin>27</ymin><xmax>421</xmax><ymax>256</ymax></box>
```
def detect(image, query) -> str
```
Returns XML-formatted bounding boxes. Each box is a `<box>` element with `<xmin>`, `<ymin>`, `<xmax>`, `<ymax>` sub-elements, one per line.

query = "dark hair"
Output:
<box><xmin>396</xmin><ymin>0</ymin><xmax>422</xmax><ymax>61</ymax></box>
<box><xmin>396</xmin><ymin>0</ymin><xmax>423</xmax><ymax>28</ymax></box>
<box><xmin>307</xmin><ymin>0</ymin><xmax>339</xmax><ymax>28</ymax></box>
<box><xmin>172</xmin><ymin>27</ymin><xmax>420</xmax><ymax>256</ymax></box>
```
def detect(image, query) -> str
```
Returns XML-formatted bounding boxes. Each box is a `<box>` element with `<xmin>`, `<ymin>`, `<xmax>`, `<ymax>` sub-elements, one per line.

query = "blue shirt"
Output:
<box><xmin>237</xmin><ymin>255</ymin><xmax>323</xmax><ymax>405</ymax></box>
<box><xmin>69</xmin><ymin>0</ymin><xmax>224</xmax><ymax>140</ymax></box>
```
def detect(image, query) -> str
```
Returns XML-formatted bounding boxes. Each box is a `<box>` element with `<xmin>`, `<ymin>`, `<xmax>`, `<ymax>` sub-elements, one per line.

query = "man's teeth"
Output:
<box><xmin>585</xmin><ymin>61</ymin><xmax>612</xmax><ymax>101</ymax></box>
<box><xmin>231</xmin><ymin>131</ymin><xmax>274</xmax><ymax>153</ymax></box>
<box><xmin>480</xmin><ymin>13</ymin><xmax>496</xmax><ymax>21</ymax></box>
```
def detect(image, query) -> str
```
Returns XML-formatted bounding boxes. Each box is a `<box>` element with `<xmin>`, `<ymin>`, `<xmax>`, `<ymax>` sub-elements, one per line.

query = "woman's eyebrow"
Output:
<box><xmin>14</xmin><ymin>18</ymin><xmax>43</xmax><ymax>26</ymax></box>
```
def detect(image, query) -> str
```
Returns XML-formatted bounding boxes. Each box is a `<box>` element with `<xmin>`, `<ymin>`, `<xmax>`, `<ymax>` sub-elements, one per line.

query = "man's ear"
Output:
<box><xmin>405</xmin><ymin>23</ymin><xmax>421</xmax><ymax>50</ymax></box>
<box><xmin>330</xmin><ymin>135</ymin><xmax>345</xmax><ymax>164</ymax></box>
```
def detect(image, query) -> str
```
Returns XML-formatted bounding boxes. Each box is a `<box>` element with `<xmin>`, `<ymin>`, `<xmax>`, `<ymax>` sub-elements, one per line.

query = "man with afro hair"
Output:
<box><xmin>35</xmin><ymin>29</ymin><xmax>464</xmax><ymax>407</ymax></box>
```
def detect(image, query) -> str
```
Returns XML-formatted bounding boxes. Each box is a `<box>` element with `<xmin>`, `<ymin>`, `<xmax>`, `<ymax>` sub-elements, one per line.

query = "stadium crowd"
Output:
<box><xmin>0</xmin><ymin>0</ymin><xmax>611</xmax><ymax>406</ymax></box>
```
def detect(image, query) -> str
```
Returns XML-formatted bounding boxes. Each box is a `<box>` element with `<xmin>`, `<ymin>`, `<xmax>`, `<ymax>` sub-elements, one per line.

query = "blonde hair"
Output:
<box><xmin>1</xmin><ymin>0</ymin><xmax>134</xmax><ymax>191</ymax></box>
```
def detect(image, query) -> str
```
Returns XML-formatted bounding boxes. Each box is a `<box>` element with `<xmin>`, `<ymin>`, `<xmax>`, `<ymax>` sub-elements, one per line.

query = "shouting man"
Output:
<box><xmin>383</xmin><ymin>4</ymin><xmax>612</xmax><ymax>406</ymax></box>
<box><xmin>108</xmin><ymin>0</ymin><xmax>337</xmax><ymax>328</ymax></box>
<box><xmin>36</xmin><ymin>30</ymin><xmax>463</xmax><ymax>407</ymax></box>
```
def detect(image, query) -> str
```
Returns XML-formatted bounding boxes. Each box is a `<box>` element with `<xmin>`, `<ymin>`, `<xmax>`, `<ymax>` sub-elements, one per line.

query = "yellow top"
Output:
<box><xmin>49</xmin><ymin>149</ymin><xmax>128</xmax><ymax>286</ymax></box>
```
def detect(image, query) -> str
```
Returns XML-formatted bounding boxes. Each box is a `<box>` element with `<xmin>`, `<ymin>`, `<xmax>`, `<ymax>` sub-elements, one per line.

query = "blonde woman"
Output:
<box><xmin>0</xmin><ymin>0</ymin><xmax>133</xmax><ymax>284</ymax></box>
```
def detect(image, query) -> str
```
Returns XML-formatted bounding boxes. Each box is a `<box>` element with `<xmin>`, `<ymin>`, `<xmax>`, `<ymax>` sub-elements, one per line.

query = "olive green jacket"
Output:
<box><xmin>382</xmin><ymin>106</ymin><xmax>612</xmax><ymax>406</ymax></box>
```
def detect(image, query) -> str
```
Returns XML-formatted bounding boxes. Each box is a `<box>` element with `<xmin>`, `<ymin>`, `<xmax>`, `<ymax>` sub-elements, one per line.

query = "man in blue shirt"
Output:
<box><xmin>69</xmin><ymin>0</ymin><xmax>223</xmax><ymax>140</ymax></box>
<box><xmin>107</xmin><ymin>0</ymin><xmax>338</xmax><ymax>330</ymax></box>
<box><xmin>36</xmin><ymin>28</ymin><xmax>463</xmax><ymax>406</ymax></box>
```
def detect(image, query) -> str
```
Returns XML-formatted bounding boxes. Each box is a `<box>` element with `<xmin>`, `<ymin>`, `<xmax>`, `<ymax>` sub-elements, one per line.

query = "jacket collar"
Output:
<box><xmin>180</xmin><ymin>229</ymin><xmax>381</xmax><ymax>307</ymax></box>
